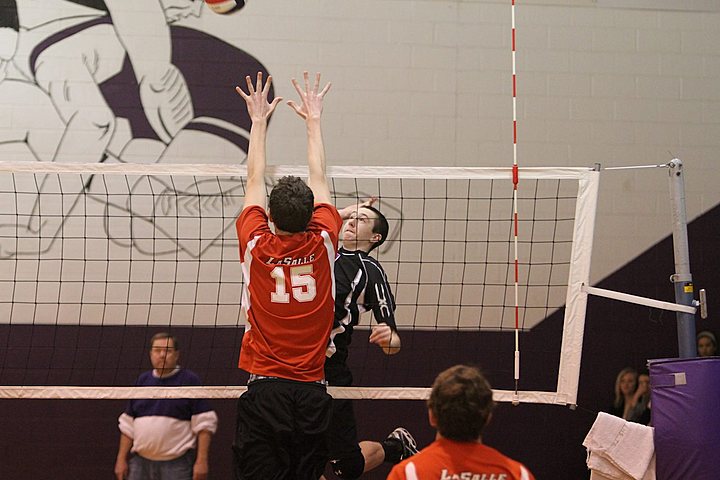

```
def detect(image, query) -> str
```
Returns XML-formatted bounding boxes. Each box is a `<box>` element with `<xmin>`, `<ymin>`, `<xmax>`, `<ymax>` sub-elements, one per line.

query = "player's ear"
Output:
<box><xmin>428</xmin><ymin>408</ymin><xmax>437</xmax><ymax>428</ymax></box>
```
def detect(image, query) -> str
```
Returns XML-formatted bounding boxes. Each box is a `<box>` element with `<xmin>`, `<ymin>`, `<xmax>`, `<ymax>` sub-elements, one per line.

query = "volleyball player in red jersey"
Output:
<box><xmin>388</xmin><ymin>365</ymin><xmax>536</xmax><ymax>480</ymax></box>
<box><xmin>232</xmin><ymin>71</ymin><xmax>341</xmax><ymax>479</ymax></box>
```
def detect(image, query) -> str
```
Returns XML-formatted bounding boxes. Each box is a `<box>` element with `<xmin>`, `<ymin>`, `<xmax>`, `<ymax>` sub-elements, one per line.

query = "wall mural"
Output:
<box><xmin>0</xmin><ymin>0</ymin><xmax>279</xmax><ymax>325</ymax></box>
<box><xmin>0</xmin><ymin>0</ymin><xmax>272</xmax><ymax>260</ymax></box>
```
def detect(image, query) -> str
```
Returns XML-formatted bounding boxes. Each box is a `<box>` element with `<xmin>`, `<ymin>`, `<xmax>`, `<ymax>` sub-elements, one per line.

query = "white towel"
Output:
<box><xmin>589</xmin><ymin>471</ymin><xmax>615</xmax><ymax>480</ymax></box>
<box><xmin>587</xmin><ymin>450</ymin><xmax>656</xmax><ymax>480</ymax></box>
<box><xmin>583</xmin><ymin>412</ymin><xmax>656</xmax><ymax>480</ymax></box>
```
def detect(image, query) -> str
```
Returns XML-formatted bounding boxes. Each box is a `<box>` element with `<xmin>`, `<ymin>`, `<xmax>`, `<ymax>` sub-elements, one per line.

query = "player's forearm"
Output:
<box><xmin>247</xmin><ymin>121</ymin><xmax>268</xmax><ymax>177</ymax></box>
<box><xmin>338</xmin><ymin>197</ymin><xmax>377</xmax><ymax>220</ymax></box>
<box><xmin>244</xmin><ymin>120</ymin><xmax>268</xmax><ymax>206</ymax></box>
<box><xmin>338</xmin><ymin>203</ymin><xmax>360</xmax><ymax>220</ymax></box>
<box><xmin>306</xmin><ymin>118</ymin><xmax>331</xmax><ymax>204</ymax></box>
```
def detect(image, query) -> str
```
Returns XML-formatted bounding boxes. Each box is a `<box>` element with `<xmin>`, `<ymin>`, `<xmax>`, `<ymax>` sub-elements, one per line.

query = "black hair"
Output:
<box><xmin>362</xmin><ymin>205</ymin><xmax>389</xmax><ymax>252</ymax></box>
<box><xmin>268</xmin><ymin>176</ymin><xmax>314</xmax><ymax>233</ymax></box>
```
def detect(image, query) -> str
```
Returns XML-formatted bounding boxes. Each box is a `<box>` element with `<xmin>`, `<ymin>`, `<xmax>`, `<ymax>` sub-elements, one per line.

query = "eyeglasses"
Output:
<box><xmin>150</xmin><ymin>347</ymin><xmax>177</xmax><ymax>353</ymax></box>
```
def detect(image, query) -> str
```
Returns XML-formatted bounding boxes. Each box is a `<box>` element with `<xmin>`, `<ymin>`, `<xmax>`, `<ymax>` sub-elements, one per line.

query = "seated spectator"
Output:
<box><xmin>607</xmin><ymin>367</ymin><xmax>638</xmax><ymax>421</ymax></box>
<box><xmin>697</xmin><ymin>330</ymin><xmax>717</xmax><ymax>357</ymax></box>
<box><xmin>387</xmin><ymin>364</ymin><xmax>535</xmax><ymax>480</ymax></box>
<box><xmin>626</xmin><ymin>371</ymin><xmax>651</xmax><ymax>425</ymax></box>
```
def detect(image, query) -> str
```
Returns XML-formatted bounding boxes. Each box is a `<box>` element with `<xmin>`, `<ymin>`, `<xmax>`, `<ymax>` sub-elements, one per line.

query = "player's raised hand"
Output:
<box><xmin>360</xmin><ymin>196</ymin><xmax>378</xmax><ymax>209</ymax></box>
<box><xmin>338</xmin><ymin>196</ymin><xmax>379</xmax><ymax>220</ymax></box>
<box><xmin>235</xmin><ymin>72</ymin><xmax>282</xmax><ymax>123</ymax></box>
<box><xmin>287</xmin><ymin>71</ymin><xmax>331</xmax><ymax>121</ymax></box>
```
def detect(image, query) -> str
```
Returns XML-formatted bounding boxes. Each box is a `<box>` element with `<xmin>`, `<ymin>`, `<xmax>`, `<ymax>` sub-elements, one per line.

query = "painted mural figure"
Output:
<box><xmin>0</xmin><ymin>0</ymin><xmax>272</xmax><ymax>258</ymax></box>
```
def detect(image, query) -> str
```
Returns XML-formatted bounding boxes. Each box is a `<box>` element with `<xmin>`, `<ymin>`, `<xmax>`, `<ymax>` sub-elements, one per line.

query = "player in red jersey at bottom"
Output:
<box><xmin>388</xmin><ymin>365</ymin><xmax>535</xmax><ymax>480</ymax></box>
<box><xmin>232</xmin><ymin>71</ymin><xmax>342</xmax><ymax>479</ymax></box>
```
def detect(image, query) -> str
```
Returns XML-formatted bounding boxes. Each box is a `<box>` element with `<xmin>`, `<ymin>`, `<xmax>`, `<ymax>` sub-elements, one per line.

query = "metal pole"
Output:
<box><xmin>667</xmin><ymin>159</ymin><xmax>696</xmax><ymax>358</ymax></box>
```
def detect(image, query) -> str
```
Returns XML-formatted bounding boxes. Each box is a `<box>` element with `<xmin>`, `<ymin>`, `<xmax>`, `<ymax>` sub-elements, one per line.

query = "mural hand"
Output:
<box><xmin>139</xmin><ymin>64</ymin><xmax>194</xmax><ymax>144</ymax></box>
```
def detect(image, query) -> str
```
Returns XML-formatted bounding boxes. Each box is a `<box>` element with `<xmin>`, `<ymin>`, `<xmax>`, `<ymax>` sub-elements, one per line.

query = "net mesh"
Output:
<box><xmin>0</xmin><ymin>163</ymin><xmax>597</xmax><ymax>403</ymax></box>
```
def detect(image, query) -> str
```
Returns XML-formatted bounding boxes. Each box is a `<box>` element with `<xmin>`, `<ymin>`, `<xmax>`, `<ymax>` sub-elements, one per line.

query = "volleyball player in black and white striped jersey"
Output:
<box><xmin>324</xmin><ymin>200</ymin><xmax>418</xmax><ymax>480</ymax></box>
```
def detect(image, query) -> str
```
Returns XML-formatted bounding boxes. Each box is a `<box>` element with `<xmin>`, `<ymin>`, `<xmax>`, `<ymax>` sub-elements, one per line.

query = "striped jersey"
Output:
<box><xmin>387</xmin><ymin>438</ymin><xmax>535</xmax><ymax>480</ymax></box>
<box><xmin>326</xmin><ymin>247</ymin><xmax>397</xmax><ymax>375</ymax></box>
<box><xmin>236</xmin><ymin>204</ymin><xmax>342</xmax><ymax>382</ymax></box>
<box><xmin>118</xmin><ymin>368</ymin><xmax>218</xmax><ymax>461</ymax></box>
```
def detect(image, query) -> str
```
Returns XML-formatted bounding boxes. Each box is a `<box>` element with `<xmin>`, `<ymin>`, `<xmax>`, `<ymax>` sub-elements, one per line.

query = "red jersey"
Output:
<box><xmin>388</xmin><ymin>438</ymin><xmax>535</xmax><ymax>480</ymax></box>
<box><xmin>236</xmin><ymin>203</ymin><xmax>342</xmax><ymax>382</ymax></box>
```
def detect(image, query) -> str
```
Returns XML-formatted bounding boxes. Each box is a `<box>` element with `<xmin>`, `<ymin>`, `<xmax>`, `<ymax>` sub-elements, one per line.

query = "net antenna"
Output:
<box><xmin>510</xmin><ymin>0</ymin><xmax>521</xmax><ymax>404</ymax></box>
<box><xmin>0</xmin><ymin>162</ymin><xmax>600</xmax><ymax>405</ymax></box>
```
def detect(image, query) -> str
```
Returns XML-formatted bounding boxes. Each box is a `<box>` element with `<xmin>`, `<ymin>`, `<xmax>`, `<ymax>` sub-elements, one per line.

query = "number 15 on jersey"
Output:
<box><xmin>270</xmin><ymin>265</ymin><xmax>317</xmax><ymax>303</ymax></box>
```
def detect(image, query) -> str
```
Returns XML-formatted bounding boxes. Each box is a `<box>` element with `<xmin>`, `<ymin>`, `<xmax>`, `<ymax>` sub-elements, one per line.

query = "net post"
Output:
<box><xmin>667</xmin><ymin>159</ymin><xmax>696</xmax><ymax>358</ymax></box>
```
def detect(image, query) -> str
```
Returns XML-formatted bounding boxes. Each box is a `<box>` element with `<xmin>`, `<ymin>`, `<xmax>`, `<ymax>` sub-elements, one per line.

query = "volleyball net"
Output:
<box><xmin>0</xmin><ymin>162</ymin><xmax>599</xmax><ymax>404</ymax></box>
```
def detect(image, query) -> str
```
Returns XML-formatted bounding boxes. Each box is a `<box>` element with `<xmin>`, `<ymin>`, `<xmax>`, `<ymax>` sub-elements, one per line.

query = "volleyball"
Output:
<box><xmin>204</xmin><ymin>0</ymin><xmax>244</xmax><ymax>14</ymax></box>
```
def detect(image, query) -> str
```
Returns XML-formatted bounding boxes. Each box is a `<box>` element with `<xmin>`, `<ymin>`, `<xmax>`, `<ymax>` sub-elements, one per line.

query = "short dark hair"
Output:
<box><xmin>362</xmin><ymin>205</ymin><xmax>389</xmax><ymax>252</ymax></box>
<box><xmin>150</xmin><ymin>332</ymin><xmax>178</xmax><ymax>350</ymax></box>
<box><xmin>268</xmin><ymin>176</ymin><xmax>314</xmax><ymax>233</ymax></box>
<box><xmin>427</xmin><ymin>365</ymin><xmax>495</xmax><ymax>442</ymax></box>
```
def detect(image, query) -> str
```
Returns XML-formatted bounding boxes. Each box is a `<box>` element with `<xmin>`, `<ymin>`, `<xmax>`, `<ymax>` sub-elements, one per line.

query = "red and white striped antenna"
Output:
<box><xmin>511</xmin><ymin>0</ymin><xmax>521</xmax><ymax>405</ymax></box>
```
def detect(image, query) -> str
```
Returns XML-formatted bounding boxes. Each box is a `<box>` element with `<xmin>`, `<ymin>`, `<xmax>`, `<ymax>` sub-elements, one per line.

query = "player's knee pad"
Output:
<box><xmin>330</xmin><ymin>451</ymin><xmax>365</xmax><ymax>480</ymax></box>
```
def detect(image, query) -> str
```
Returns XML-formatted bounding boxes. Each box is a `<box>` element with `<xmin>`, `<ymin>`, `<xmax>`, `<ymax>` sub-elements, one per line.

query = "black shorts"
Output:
<box><xmin>233</xmin><ymin>379</ymin><xmax>332</xmax><ymax>480</ymax></box>
<box><xmin>326</xmin><ymin>367</ymin><xmax>361</xmax><ymax>461</ymax></box>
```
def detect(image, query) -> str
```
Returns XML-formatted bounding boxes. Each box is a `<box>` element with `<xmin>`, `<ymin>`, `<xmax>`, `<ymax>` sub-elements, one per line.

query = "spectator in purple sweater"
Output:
<box><xmin>114</xmin><ymin>332</ymin><xmax>218</xmax><ymax>480</ymax></box>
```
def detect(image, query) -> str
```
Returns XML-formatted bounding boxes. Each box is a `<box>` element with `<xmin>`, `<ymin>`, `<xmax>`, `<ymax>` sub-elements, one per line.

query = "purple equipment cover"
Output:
<box><xmin>649</xmin><ymin>357</ymin><xmax>720</xmax><ymax>480</ymax></box>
